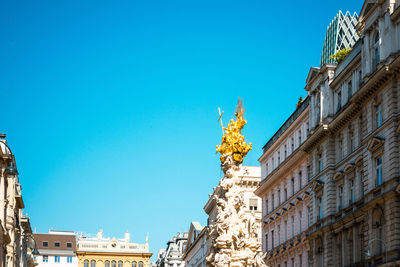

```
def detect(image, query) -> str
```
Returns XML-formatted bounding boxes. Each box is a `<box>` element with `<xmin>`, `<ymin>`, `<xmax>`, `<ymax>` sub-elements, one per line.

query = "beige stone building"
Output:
<box><xmin>76</xmin><ymin>230</ymin><xmax>152</xmax><ymax>267</ymax></box>
<box><xmin>255</xmin><ymin>99</ymin><xmax>310</xmax><ymax>267</ymax></box>
<box><xmin>0</xmin><ymin>134</ymin><xmax>35</xmax><ymax>267</ymax></box>
<box><xmin>257</xmin><ymin>0</ymin><xmax>400</xmax><ymax>266</ymax></box>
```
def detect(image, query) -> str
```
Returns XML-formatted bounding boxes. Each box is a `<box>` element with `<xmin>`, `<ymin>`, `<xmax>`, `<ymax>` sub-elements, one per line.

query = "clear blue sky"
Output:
<box><xmin>1</xmin><ymin>0</ymin><xmax>362</xmax><ymax>260</ymax></box>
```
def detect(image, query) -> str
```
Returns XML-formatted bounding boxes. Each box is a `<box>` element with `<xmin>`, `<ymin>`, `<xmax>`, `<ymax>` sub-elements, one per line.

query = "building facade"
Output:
<box><xmin>0</xmin><ymin>134</ymin><xmax>35</xmax><ymax>267</ymax></box>
<box><xmin>257</xmin><ymin>0</ymin><xmax>400</xmax><ymax>266</ymax></box>
<box><xmin>33</xmin><ymin>230</ymin><xmax>78</xmax><ymax>267</ymax></box>
<box><xmin>155</xmin><ymin>233</ymin><xmax>187</xmax><ymax>267</ymax></box>
<box><xmin>181</xmin><ymin>222</ymin><xmax>206</xmax><ymax>267</ymax></box>
<box><xmin>255</xmin><ymin>98</ymin><xmax>310</xmax><ymax>267</ymax></box>
<box><xmin>76</xmin><ymin>230</ymin><xmax>152</xmax><ymax>267</ymax></box>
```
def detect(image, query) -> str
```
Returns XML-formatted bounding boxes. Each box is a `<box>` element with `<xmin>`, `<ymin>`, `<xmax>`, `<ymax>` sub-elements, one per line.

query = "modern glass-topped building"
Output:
<box><xmin>320</xmin><ymin>11</ymin><xmax>359</xmax><ymax>66</ymax></box>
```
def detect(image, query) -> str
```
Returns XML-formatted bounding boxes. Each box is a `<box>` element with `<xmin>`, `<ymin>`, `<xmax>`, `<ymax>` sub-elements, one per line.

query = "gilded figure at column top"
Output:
<box><xmin>216</xmin><ymin>98</ymin><xmax>252</xmax><ymax>164</ymax></box>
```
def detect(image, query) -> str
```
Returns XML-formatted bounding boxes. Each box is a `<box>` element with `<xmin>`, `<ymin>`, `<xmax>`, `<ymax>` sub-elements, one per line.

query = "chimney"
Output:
<box><xmin>124</xmin><ymin>231</ymin><xmax>130</xmax><ymax>243</ymax></box>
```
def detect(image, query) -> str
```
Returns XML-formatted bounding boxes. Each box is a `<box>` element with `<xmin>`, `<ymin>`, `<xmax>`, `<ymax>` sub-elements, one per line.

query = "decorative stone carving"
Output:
<box><xmin>207</xmin><ymin>101</ymin><xmax>267</xmax><ymax>267</ymax></box>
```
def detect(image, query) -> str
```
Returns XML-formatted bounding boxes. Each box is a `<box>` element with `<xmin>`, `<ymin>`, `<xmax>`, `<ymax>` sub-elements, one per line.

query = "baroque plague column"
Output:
<box><xmin>206</xmin><ymin>100</ymin><xmax>267</xmax><ymax>267</ymax></box>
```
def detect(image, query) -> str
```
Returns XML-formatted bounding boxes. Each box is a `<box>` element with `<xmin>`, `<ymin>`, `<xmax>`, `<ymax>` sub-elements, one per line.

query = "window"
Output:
<box><xmin>111</xmin><ymin>261</ymin><xmax>116</xmax><ymax>267</ymax></box>
<box><xmin>298</xmin><ymin>130</ymin><xmax>302</xmax><ymax>145</ymax></box>
<box><xmin>350</xmin><ymin>180</ymin><xmax>354</xmax><ymax>204</ymax></box>
<box><xmin>84</xmin><ymin>260</ymin><xmax>89</xmax><ymax>267</ymax></box>
<box><xmin>43</xmin><ymin>256</ymin><xmax>48</xmax><ymax>263</ymax></box>
<box><xmin>67</xmin><ymin>256</ymin><xmax>72</xmax><ymax>263</ymax></box>
<box><xmin>291</xmin><ymin>258</ymin><xmax>294</xmax><ymax>267</ymax></box>
<box><xmin>278</xmin><ymin>151</ymin><xmax>281</xmax><ymax>165</ymax></box>
<box><xmin>299</xmin><ymin>171</ymin><xmax>302</xmax><ymax>189</ymax></box>
<box><xmin>271</xmin><ymin>230</ymin><xmax>274</xmax><ymax>248</ymax></box>
<box><xmin>299</xmin><ymin>211</ymin><xmax>302</xmax><ymax>232</ymax></box>
<box><xmin>284</xmin><ymin>145</ymin><xmax>287</xmax><ymax>159</ymax></box>
<box><xmin>42</xmin><ymin>241</ymin><xmax>48</xmax><ymax>247</ymax></box>
<box><xmin>348</xmin><ymin>80</ymin><xmax>352</xmax><ymax>99</ymax></box>
<box><xmin>272</xmin><ymin>194</ymin><xmax>275</xmax><ymax>209</ymax></box>
<box><xmin>291</xmin><ymin>178</ymin><xmax>295</xmax><ymax>195</ymax></box>
<box><xmin>338</xmin><ymin>138</ymin><xmax>343</xmax><ymax>161</ymax></box>
<box><xmin>291</xmin><ymin>216</ymin><xmax>295</xmax><ymax>237</ymax></box>
<box><xmin>278</xmin><ymin>225</ymin><xmax>281</xmax><ymax>244</ymax></box>
<box><xmin>278</xmin><ymin>189</ymin><xmax>281</xmax><ymax>205</ymax></box>
<box><xmin>318</xmin><ymin>152</ymin><xmax>323</xmax><ymax>173</ymax></box>
<box><xmin>54</xmin><ymin>242</ymin><xmax>60</xmax><ymax>248</ymax></box>
<box><xmin>284</xmin><ymin>188</ymin><xmax>288</xmax><ymax>201</ymax></box>
<box><xmin>105</xmin><ymin>261</ymin><xmax>110</xmax><ymax>267</ymax></box>
<box><xmin>374</xmin><ymin>32</ymin><xmax>380</xmax><ymax>68</ymax></box>
<box><xmin>291</xmin><ymin>138</ymin><xmax>294</xmax><ymax>152</ymax></box>
<box><xmin>66</xmin><ymin>242</ymin><xmax>72</xmax><ymax>248</ymax></box>
<box><xmin>376</xmin><ymin>156</ymin><xmax>383</xmax><ymax>186</ymax></box>
<box><xmin>249</xmin><ymin>199</ymin><xmax>258</xmax><ymax>211</ymax></box>
<box><xmin>55</xmin><ymin>256</ymin><xmax>60</xmax><ymax>263</ymax></box>
<box><xmin>266</xmin><ymin>163</ymin><xmax>269</xmax><ymax>176</ymax></box>
<box><xmin>118</xmin><ymin>261</ymin><xmax>123</xmax><ymax>267</ymax></box>
<box><xmin>284</xmin><ymin>221</ymin><xmax>287</xmax><ymax>241</ymax></box>
<box><xmin>265</xmin><ymin>234</ymin><xmax>268</xmax><ymax>251</ymax></box>
<box><xmin>375</xmin><ymin>104</ymin><xmax>382</xmax><ymax>128</ymax></box>
<box><xmin>338</xmin><ymin>186</ymin><xmax>343</xmax><ymax>210</ymax></box>
<box><xmin>265</xmin><ymin>198</ymin><xmax>269</xmax><ymax>213</ymax></box>
<box><xmin>138</xmin><ymin>262</ymin><xmax>144</xmax><ymax>267</ymax></box>
<box><xmin>132</xmin><ymin>262</ymin><xmax>137</xmax><ymax>267</ymax></box>
<box><xmin>337</xmin><ymin>91</ymin><xmax>342</xmax><ymax>111</ymax></box>
<box><xmin>272</xmin><ymin>157</ymin><xmax>274</xmax><ymax>169</ymax></box>
<box><xmin>349</xmin><ymin>130</ymin><xmax>354</xmax><ymax>153</ymax></box>
<box><xmin>318</xmin><ymin>197</ymin><xmax>323</xmax><ymax>220</ymax></box>
<box><xmin>91</xmin><ymin>260</ymin><xmax>96</xmax><ymax>267</ymax></box>
<box><xmin>306</xmin><ymin>123</ymin><xmax>309</xmax><ymax>136</ymax></box>
<box><xmin>299</xmin><ymin>254</ymin><xmax>303</xmax><ymax>267</ymax></box>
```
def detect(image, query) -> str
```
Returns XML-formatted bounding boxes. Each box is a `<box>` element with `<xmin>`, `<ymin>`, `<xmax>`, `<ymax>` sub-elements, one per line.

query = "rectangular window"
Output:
<box><xmin>43</xmin><ymin>256</ymin><xmax>48</xmax><ymax>263</ymax></box>
<box><xmin>266</xmin><ymin>163</ymin><xmax>269</xmax><ymax>176</ymax></box>
<box><xmin>249</xmin><ymin>199</ymin><xmax>258</xmax><ymax>211</ymax></box>
<box><xmin>299</xmin><ymin>211</ymin><xmax>302</xmax><ymax>232</ymax></box>
<box><xmin>278</xmin><ymin>225</ymin><xmax>281</xmax><ymax>244</ymax></box>
<box><xmin>376</xmin><ymin>157</ymin><xmax>383</xmax><ymax>186</ymax></box>
<box><xmin>284</xmin><ymin>188</ymin><xmax>288</xmax><ymax>201</ymax></box>
<box><xmin>318</xmin><ymin>197</ymin><xmax>323</xmax><ymax>220</ymax></box>
<box><xmin>67</xmin><ymin>256</ymin><xmax>72</xmax><ymax>263</ymax></box>
<box><xmin>42</xmin><ymin>241</ymin><xmax>48</xmax><ymax>247</ymax></box>
<box><xmin>299</xmin><ymin>254</ymin><xmax>303</xmax><ymax>267</ymax></box>
<box><xmin>338</xmin><ymin>186</ymin><xmax>343</xmax><ymax>210</ymax></box>
<box><xmin>376</xmin><ymin>104</ymin><xmax>382</xmax><ymax>128</ymax></box>
<box><xmin>265</xmin><ymin>198</ymin><xmax>268</xmax><ymax>214</ymax></box>
<box><xmin>67</xmin><ymin>242</ymin><xmax>72</xmax><ymax>248</ymax></box>
<box><xmin>272</xmin><ymin>157</ymin><xmax>274</xmax><ymax>169</ymax></box>
<box><xmin>350</xmin><ymin>180</ymin><xmax>354</xmax><ymax>204</ymax></box>
<box><xmin>298</xmin><ymin>130</ymin><xmax>302</xmax><ymax>145</ymax></box>
<box><xmin>291</xmin><ymin>178</ymin><xmax>295</xmax><ymax>195</ymax></box>
<box><xmin>265</xmin><ymin>234</ymin><xmax>268</xmax><ymax>251</ymax></box>
<box><xmin>299</xmin><ymin>171</ymin><xmax>302</xmax><ymax>189</ymax></box>
<box><xmin>54</xmin><ymin>242</ymin><xmax>60</xmax><ymax>248</ymax></box>
<box><xmin>291</xmin><ymin>138</ymin><xmax>294</xmax><ymax>153</ymax></box>
<box><xmin>284</xmin><ymin>145</ymin><xmax>287</xmax><ymax>159</ymax></box>
<box><xmin>337</xmin><ymin>91</ymin><xmax>342</xmax><ymax>111</ymax></box>
<box><xmin>307</xmin><ymin>206</ymin><xmax>311</xmax><ymax>226</ymax></box>
<box><xmin>271</xmin><ymin>230</ymin><xmax>274</xmax><ymax>248</ymax></box>
<box><xmin>291</xmin><ymin>258</ymin><xmax>294</xmax><ymax>267</ymax></box>
<box><xmin>338</xmin><ymin>139</ymin><xmax>343</xmax><ymax>161</ymax></box>
<box><xmin>278</xmin><ymin>152</ymin><xmax>281</xmax><ymax>165</ymax></box>
<box><xmin>349</xmin><ymin>131</ymin><xmax>354</xmax><ymax>153</ymax></box>
<box><xmin>278</xmin><ymin>190</ymin><xmax>281</xmax><ymax>205</ymax></box>
<box><xmin>272</xmin><ymin>194</ymin><xmax>275</xmax><ymax>209</ymax></box>
<box><xmin>318</xmin><ymin>153</ymin><xmax>323</xmax><ymax>173</ymax></box>
<box><xmin>284</xmin><ymin>221</ymin><xmax>287</xmax><ymax>241</ymax></box>
<box><xmin>348</xmin><ymin>81</ymin><xmax>352</xmax><ymax>99</ymax></box>
<box><xmin>55</xmin><ymin>256</ymin><xmax>60</xmax><ymax>263</ymax></box>
<box><xmin>291</xmin><ymin>216</ymin><xmax>295</xmax><ymax>237</ymax></box>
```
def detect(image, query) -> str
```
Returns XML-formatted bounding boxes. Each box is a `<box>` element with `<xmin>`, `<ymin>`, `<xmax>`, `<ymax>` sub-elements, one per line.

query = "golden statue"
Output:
<box><xmin>216</xmin><ymin>99</ymin><xmax>252</xmax><ymax>164</ymax></box>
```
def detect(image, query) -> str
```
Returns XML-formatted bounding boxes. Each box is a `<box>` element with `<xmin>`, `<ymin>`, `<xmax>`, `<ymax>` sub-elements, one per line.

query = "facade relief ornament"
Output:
<box><xmin>207</xmin><ymin>100</ymin><xmax>267</xmax><ymax>267</ymax></box>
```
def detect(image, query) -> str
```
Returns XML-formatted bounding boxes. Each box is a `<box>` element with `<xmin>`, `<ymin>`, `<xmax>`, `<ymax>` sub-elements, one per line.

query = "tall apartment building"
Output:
<box><xmin>257</xmin><ymin>0</ymin><xmax>400</xmax><ymax>266</ymax></box>
<box><xmin>0</xmin><ymin>134</ymin><xmax>35</xmax><ymax>267</ymax></box>
<box><xmin>76</xmin><ymin>230</ymin><xmax>152</xmax><ymax>267</ymax></box>
<box><xmin>33</xmin><ymin>230</ymin><xmax>77</xmax><ymax>266</ymax></box>
<box><xmin>255</xmin><ymin>98</ymin><xmax>310</xmax><ymax>267</ymax></box>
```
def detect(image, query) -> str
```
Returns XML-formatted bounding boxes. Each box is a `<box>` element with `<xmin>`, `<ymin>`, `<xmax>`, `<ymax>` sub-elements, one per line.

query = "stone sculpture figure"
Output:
<box><xmin>207</xmin><ymin>99</ymin><xmax>268</xmax><ymax>267</ymax></box>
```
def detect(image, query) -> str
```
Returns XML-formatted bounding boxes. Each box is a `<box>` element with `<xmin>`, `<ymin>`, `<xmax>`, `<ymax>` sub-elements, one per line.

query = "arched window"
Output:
<box><xmin>84</xmin><ymin>260</ymin><xmax>89</xmax><ymax>267</ymax></box>
<box><xmin>138</xmin><ymin>262</ymin><xmax>143</xmax><ymax>267</ymax></box>
<box><xmin>132</xmin><ymin>261</ymin><xmax>137</xmax><ymax>267</ymax></box>
<box><xmin>105</xmin><ymin>261</ymin><xmax>110</xmax><ymax>267</ymax></box>
<box><xmin>111</xmin><ymin>261</ymin><xmax>116</xmax><ymax>267</ymax></box>
<box><xmin>118</xmin><ymin>261</ymin><xmax>123</xmax><ymax>267</ymax></box>
<box><xmin>91</xmin><ymin>260</ymin><xmax>96</xmax><ymax>267</ymax></box>
<box><xmin>373</xmin><ymin>32</ymin><xmax>380</xmax><ymax>68</ymax></box>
